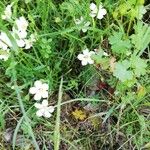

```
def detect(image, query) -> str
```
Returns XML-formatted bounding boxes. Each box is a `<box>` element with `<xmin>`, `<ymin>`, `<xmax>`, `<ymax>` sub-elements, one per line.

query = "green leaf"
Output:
<box><xmin>130</xmin><ymin>56</ymin><xmax>147</xmax><ymax>77</ymax></box>
<box><xmin>109</xmin><ymin>32</ymin><xmax>131</xmax><ymax>55</ymax></box>
<box><xmin>130</xmin><ymin>21</ymin><xmax>150</xmax><ymax>55</ymax></box>
<box><xmin>113</xmin><ymin>60</ymin><xmax>133</xmax><ymax>82</ymax></box>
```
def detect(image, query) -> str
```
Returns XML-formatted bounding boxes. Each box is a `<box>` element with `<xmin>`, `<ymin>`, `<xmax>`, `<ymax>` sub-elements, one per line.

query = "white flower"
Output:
<box><xmin>34</xmin><ymin>100</ymin><xmax>54</xmax><ymax>118</ymax></box>
<box><xmin>77</xmin><ymin>49</ymin><xmax>95</xmax><ymax>66</ymax></box>
<box><xmin>90</xmin><ymin>3</ymin><xmax>107</xmax><ymax>19</ymax></box>
<box><xmin>15</xmin><ymin>16</ymin><xmax>28</xmax><ymax>32</ymax></box>
<box><xmin>0</xmin><ymin>32</ymin><xmax>12</xmax><ymax>49</ymax></box>
<box><xmin>1</xmin><ymin>4</ymin><xmax>12</xmax><ymax>20</ymax></box>
<box><xmin>29</xmin><ymin>80</ymin><xmax>49</xmax><ymax>101</ymax></box>
<box><xmin>75</xmin><ymin>16</ymin><xmax>90</xmax><ymax>33</ymax></box>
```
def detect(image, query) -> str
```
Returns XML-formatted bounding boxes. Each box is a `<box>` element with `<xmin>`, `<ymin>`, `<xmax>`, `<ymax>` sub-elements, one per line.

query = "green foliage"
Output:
<box><xmin>108</xmin><ymin>32</ymin><xmax>132</xmax><ymax>55</ymax></box>
<box><xmin>131</xmin><ymin>21</ymin><xmax>150</xmax><ymax>54</ymax></box>
<box><xmin>113</xmin><ymin>60</ymin><xmax>133</xmax><ymax>82</ymax></box>
<box><xmin>130</xmin><ymin>56</ymin><xmax>147</xmax><ymax>77</ymax></box>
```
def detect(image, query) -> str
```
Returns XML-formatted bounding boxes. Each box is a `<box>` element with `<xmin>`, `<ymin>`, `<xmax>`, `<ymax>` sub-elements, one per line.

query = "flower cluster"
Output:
<box><xmin>29</xmin><ymin>80</ymin><xmax>55</xmax><ymax>118</ymax></box>
<box><xmin>0</xmin><ymin>4</ymin><xmax>36</xmax><ymax>61</ymax></box>
<box><xmin>77</xmin><ymin>3</ymin><xmax>107</xmax><ymax>66</ymax></box>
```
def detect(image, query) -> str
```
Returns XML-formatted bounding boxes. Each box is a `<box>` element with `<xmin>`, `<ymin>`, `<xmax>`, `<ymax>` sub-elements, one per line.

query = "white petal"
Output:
<box><xmin>36</xmin><ymin>110</ymin><xmax>43</xmax><ymax>117</ymax></box>
<box><xmin>88</xmin><ymin>59</ymin><xmax>94</xmax><ymax>64</ymax></box>
<box><xmin>48</xmin><ymin>106</ymin><xmax>55</xmax><ymax>113</ymax></box>
<box><xmin>16</xmin><ymin>16</ymin><xmax>28</xmax><ymax>31</ymax></box>
<box><xmin>18</xmin><ymin>31</ymin><xmax>27</xmax><ymax>39</ymax></box>
<box><xmin>24</xmin><ymin>39</ymin><xmax>32</xmax><ymax>49</ymax></box>
<box><xmin>97</xmin><ymin>9</ymin><xmax>107</xmax><ymax>20</ymax></box>
<box><xmin>42</xmin><ymin>100</ymin><xmax>48</xmax><ymax>107</ymax></box>
<box><xmin>41</xmin><ymin>91</ymin><xmax>48</xmax><ymax>98</ymax></box>
<box><xmin>34</xmin><ymin>80</ymin><xmax>42</xmax><ymax>88</ymax></box>
<box><xmin>90</xmin><ymin>3</ymin><xmax>97</xmax><ymax>11</ymax></box>
<box><xmin>42</xmin><ymin>83</ymin><xmax>49</xmax><ymax>90</ymax></box>
<box><xmin>89</xmin><ymin>51</ymin><xmax>95</xmax><ymax>55</ymax></box>
<box><xmin>77</xmin><ymin>54</ymin><xmax>84</xmax><ymax>60</ymax></box>
<box><xmin>44</xmin><ymin>111</ymin><xmax>51</xmax><ymax>118</ymax></box>
<box><xmin>81</xmin><ymin>60</ymin><xmax>88</xmax><ymax>66</ymax></box>
<box><xmin>29</xmin><ymin>87</ymin><xmax>37</xmax><ymax>94</ymax></box>
<box><xmin>83</xmin><ymin>49</ymin><xmax>89</xmax><ymax>55</ymax></box>
<box><xmin>16</xmin><ymin>39</ymin><xmax>25</xmax><ymax>47</ymax></box>
<box><xmin>34</xmin><ymin>93</ymin><xmax>42</xmax><ymax>101</ymax></box>
<box><xmin>34</xmin><ymin>103</ymin><xmax>42</xmax><ymax>109</ymax></box>
<box><xmin>90</xmin><ymin>12</ymin><xmax>97</xmax><ymax>18</ymax></box>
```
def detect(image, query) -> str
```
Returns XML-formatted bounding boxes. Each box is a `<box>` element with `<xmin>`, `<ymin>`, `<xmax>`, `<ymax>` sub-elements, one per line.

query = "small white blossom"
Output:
<box><xmin>1</xmin><ymin>4</ymin><xmax>12</xmax><ymax>20</ymax></box>
<box><xmin>29</xmin><ymin>80</ymin><xmax>49</xmax><ymax>101</ymax></box>
<box><xmin>90</xmin><ymin>3</ymin><xmax>107</xmax><ymax>20</ymax></box>
<box><xmin>75</xmin><ymin>17</ymin><xmax>90</xmax><ymax>33</ymax></box>
<box><xmin>77</xmin><ymin>49</ymin><xmax>95</xmax><ymax>66</ymax></box>
<box><xmin>34</xmin><ymin>100</ymin><xmax>54</xmax><ymax>118</ymax></box>
<box><xmin>15</xmin><ymin>16</ymin><xmax>28</xmax><ymax>32</ymax></box>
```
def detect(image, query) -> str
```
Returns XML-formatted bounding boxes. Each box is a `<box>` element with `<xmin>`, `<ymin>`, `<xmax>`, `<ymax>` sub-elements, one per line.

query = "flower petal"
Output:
<box><xmin>77</xmin><ymin>54</ymin><xmax>84</xmax><ymax>60</ymax></box>
<box><xmin>34</xmin><ymin>103</ymin><xmax>42</xmax><ymax>109</ymax></box>
<box><xmin>42</xmin><ymin>83</ymin><xmax>49</xmax><ymax>90</ymax></box>
<box><xmin>34</xmin><ymin>93</ymin><xmax>42</xmax><ymax>101</ymax></box>
<box><xmin>90</xmin><ymin>3</ymin><xmax>97</xmax><ymax>11</ymax></box>
<box><xmin>16</xmin><ymin>39</ymin><xmax>25</xmax><ymax>47</ymax></box>
<box><xmin>34</xmin><ymin>80</ymin><xmax>42</xmax><ymax>88</ymax></box>
<box><xmin>88</xmin><ymin>59</ymin><xmax>94</xmax><ymax>64</ymax></box>
<box><xmin>81</xmin><ymin>60</ymin><xmax>88</xmax><ymax>66</ymax></box>
<box><xmin>36</xmin><ymin>110</ymin><xmax>43</xmax><ymax>117</ymax></box>
<box><xmin>83</xmin><ymin>49</ymin><xmax>89</xmax><ymax>55</ymax></box>
<box><xmin>29</xmin><ymin>87</ymin><xmax>37</xmax><ymax>94</ymax></box>
<box><xmin>41</xmin><ymin>91</ymin><xmax>48</xmax><ymax>98</ymax></box>
<box><xmin>42</xmin><ymin>100</ymin><xmax>48</xmax><ymax>107</ymax></box>
<box><xmin>48</xmin><ymin>106</ymin><xmax>55</xmax><ymax>113</ymax></box>
<box><xmin>97</xmin><ymin>8</ymin><xmax>107</xmax><ymax>20</ymax></box>
<box><xmin>44</xmin><ymin>111</ymin><xmax>51</xmax><ymax>118</ymax></box>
